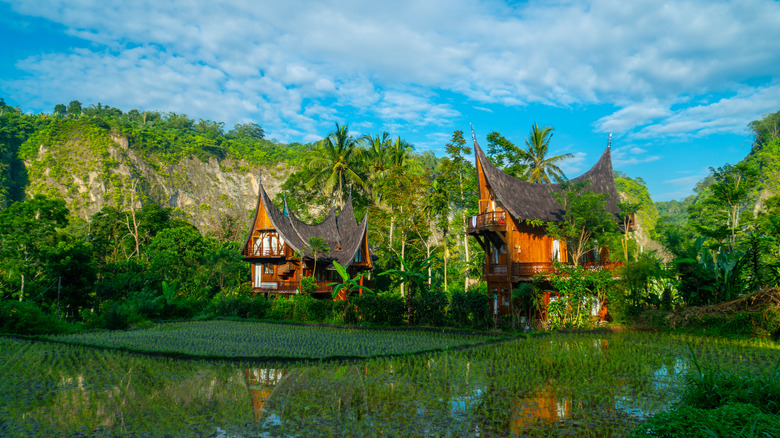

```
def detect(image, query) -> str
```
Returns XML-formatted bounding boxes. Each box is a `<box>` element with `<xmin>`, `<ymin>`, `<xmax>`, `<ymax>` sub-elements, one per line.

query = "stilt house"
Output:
<box><xmin>467</xmin><ymin>135</ymin><xmax>624</xmax><ymax>317</ymax></box>
<box><xmin>241</xmin><ymin>181</ymin><xmax>372</xmax><ymax>297</ymax></box>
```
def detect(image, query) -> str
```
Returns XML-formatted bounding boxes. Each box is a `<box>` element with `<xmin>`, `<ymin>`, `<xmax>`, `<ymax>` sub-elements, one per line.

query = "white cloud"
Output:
<box><xmin>3</xmin><ymin>0</ymin><xmax>780</xmax><ymax>143</ymax></box>
<box><xmin>634</xmin><ymin>83</ymin><xmax>780</xmax><ymax>139</ymax></box>
<box><xmin>612</xmin><ymin>145</ymin><xmax>661</xmax><ymax>167</ymax></box>
<box><xmin>559</xmin><ymin>151</ymin><xmax>587</xmax><ymax>177</ymax></box>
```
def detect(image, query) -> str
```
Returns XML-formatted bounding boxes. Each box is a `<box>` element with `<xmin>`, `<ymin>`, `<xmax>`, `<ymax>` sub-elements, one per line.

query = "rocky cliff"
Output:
<box><xmin>20</xmin><ymin>122</ymin><xmax>291</xmax><ymax>233</ymax></box>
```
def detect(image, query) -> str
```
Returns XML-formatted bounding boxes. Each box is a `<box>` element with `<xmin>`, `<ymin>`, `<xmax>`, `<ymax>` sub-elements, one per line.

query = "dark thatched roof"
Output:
<box><xmin>474</xmin><ymin>137</ymin><xmax>621</xmax><ymax>222</ymax></box>
<box><xmin>245</xmin><ymin>182</ymin><xmax>370</xmax><ymax>269</ymax></box>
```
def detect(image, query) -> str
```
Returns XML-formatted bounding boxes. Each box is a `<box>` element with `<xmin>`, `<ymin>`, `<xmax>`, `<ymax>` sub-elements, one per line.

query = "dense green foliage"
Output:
<box><xmin>18</xmin><ymin>101</ymin><xmax>315</xmax><ymax>168</ymax></box>
<box><xmin>619</xmin><ymin>110</ymin><xmax>780</xmax><ymax>325</ymax></box>
<box><xmin>546</xmin><ymin>180</ymin><xmax>618</xmax><ymax>266</ymax></box>
<box><xmin>616</xmin><ymin>172</ymin><xmax>659</xmax><ymax>252</ymax></box>
<box><xmin>0</xmin><ymin>99</ymin><xmax>35</xmax><ymax>208</ymax></box>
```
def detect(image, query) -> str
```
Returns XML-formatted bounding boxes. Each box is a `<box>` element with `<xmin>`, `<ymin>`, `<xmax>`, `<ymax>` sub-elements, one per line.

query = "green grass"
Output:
<box><xmin>42</xmin><ymin>320</ymin><xmax>505</xmax><ymax>359</ymax></box>
<box><xmin>631</xmin><ymin>346</ymin><xmax>780</xmax><ymax>437</ymax></box>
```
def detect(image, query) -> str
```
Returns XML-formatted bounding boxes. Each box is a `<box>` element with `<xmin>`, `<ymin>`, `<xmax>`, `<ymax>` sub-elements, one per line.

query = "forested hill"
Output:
<box><xmin>655</xmin><ymin>110</ymin><xmax>780</xmax><ymax>254</ymax></box>
<box><xmin>0</xmin><ymin>99</ymin><xmax>314</xmax><ymax>235</ymax></box>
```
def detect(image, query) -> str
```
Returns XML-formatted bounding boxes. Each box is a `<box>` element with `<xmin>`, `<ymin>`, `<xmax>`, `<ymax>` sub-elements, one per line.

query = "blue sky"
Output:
<box><xmin>1</xmin><ymin>0</ymin><xmax>779</xmax><ymax>201</ymax></box>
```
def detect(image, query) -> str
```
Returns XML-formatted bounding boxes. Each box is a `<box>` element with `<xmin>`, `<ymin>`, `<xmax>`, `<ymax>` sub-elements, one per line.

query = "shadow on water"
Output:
<box><xmin>1</xmin><ymin>332</ymin><xmax>776</xmax><ymax>437</ymax></box>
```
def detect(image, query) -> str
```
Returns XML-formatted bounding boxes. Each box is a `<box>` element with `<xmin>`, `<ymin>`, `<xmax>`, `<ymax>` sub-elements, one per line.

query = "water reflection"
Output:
<box><xmin>244</xmin><ymin>368</ymin><xmax>285</xmax><ymax>421</ymax></box>
<box><xmin>2</xmin><ymin>333</ymin><xmax>775</xmax><ymax>437</ymax></box>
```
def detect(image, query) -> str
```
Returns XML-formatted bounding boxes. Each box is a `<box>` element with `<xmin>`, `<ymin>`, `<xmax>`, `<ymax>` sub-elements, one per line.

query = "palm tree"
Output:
<box><xmin>522</xmin><ymin>123</ymin><xmax>573</xmax><ymax>184</ymax></box>
<box><xmin>389</xmin><ymin>136</ymin><xmax>423</xmax><ymax>175</ymax></box>
<box><xmin>306</xmin><ymin>123</ymin><xmax>366</xmax><ymax>208</ymax></box>
<box><xmin>360</xmin><ymin>132</ymin><xmax>392</xmax><ymax>202</ymax></box>
<box><xmin>306</xmin><ymin>237</ymin><xmax>330</xmax><ymax>278</ymax></box>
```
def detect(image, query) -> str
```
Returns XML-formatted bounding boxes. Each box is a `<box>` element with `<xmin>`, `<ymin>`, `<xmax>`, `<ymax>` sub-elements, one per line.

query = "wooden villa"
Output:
<box><xmin>241</xmin><ymin>181</ymin><xmax>372</xmax><ymax>298</ymax></box>
<box><xmin>467</xmin><ymin>134</ymin><xmax>625</xmax><ymax>318</ymax></box>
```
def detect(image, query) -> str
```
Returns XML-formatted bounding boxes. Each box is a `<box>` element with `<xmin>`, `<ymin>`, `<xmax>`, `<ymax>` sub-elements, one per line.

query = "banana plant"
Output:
<box><xmin>328</xmin><ymin>261</ymin><xmax>372</xmax><ymax>299</ymax></box>
<box><xmin>378</xmin><ymin>254</ymin><xmax>435</xmax><ymax>325</ymax></box>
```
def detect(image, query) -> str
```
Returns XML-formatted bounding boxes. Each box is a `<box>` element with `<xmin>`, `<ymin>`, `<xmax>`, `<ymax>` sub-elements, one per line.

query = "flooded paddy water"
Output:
<box><xmin>1</xmin><ymin>331</ymin><xmax>777</xmax><ymax>437</ymax></box>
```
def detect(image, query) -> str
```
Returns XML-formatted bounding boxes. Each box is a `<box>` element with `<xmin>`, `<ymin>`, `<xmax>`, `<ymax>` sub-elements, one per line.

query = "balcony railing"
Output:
<box><xmin>466</xmin><ymin>211</ymin><xmax>507</xmax><ymax>233</ymax></box>
<box><xmin>515</xmin><ymin>262</ymin><xmax>555</xmax><ymax>276</ymax></box>
<box><xmin>251</xmin><ymin>280</ymin><xmax>335</xmax><ymax>295</ymax></box>
<box><xmin>243</xmin><ymin>244</ymin><xmax>287</xmax><ymax>258</ymax></box>
<box><xmin>485</xmin><ymin>261</ymin><xmax>625</xmax><ymax>278</ymax></box>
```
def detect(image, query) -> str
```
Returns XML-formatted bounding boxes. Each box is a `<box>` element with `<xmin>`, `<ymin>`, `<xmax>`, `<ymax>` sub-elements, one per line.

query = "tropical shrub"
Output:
<box><xmin>548</xmin><ymin>266</ymin><xmax>595</xmax><ymax>328</ymax></box>
<box><xmin>291</xmin><ymin>295</ymin><xmax>333</xmax><ymax>322</ymax></box>
<box><xmin>448</xmin><ymin>283</ymin><xmax>491</xmax><ymax>330</ymax></box>
<box><xmin>0</xmin><ymin>300</ymin><xmax>72</xmax><ymax>334</ymax></box>
<box><xmin>412</xmin><ymin>288</ymin><xmax>448</xmax><ymax>327</ymax></box>
<box><xmin>631</xmin><ymin>403</ymin><xmax>780</xmax><ymax>437</ymax></box>
<box><xmin>266</xmin><ymin>297</ymin><xmax>296</xmax><ymax>321</ymax></box>
<box><xmin>300</xmin><ymin>276</ymin><xmax>317</xmax><ymax>296</ymax></box>
<box><xmin>353</xmin><ymin>293</ymin><xmax>405</xmax><ymax>326</ymax></box>
<box><xmin>332</xmin><ymin>297</ymin><xmax>361</xmax><ymax>325</ymax></box>
<box><xmin>205</xmin><ymin>292</ymin><xmax>269</xmax><ymax>319</ymax></box>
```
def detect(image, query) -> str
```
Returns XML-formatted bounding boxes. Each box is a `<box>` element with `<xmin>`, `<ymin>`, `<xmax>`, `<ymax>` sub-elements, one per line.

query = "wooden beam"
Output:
<box><xmin>473</xmin><ymin>234</ymin><xmax>487</xmax><ymax>251</ymax></box>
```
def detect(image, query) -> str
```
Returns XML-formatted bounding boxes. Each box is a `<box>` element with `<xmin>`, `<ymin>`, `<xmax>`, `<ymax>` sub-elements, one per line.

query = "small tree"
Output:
<box><xmin>379</xmin><ymin>254</ymin><xmax>434</xmax><ymax>326</ymax></box>
<box><xmin>306</xmin><ymin>237</ymin><xmax>330</xmax><ymax>278</ymax></box>
<box><xmin>709</xmin><ymin>163</ymin><xmax>758</xmax><ymax>248</ymax></box>
<box><xmin>511</xmin><ymin>281</ymin><xmax>542</xmax><ymax>330</ymax></box>
<box><xmin>617</xmin><ymin>201</ymin><xmax>641</xmax><ymax>262</ymax></box>
<box><xmin>546</xmin><ymin>180</ymin><xmax>618</xmax><ymax>266</ymax></box>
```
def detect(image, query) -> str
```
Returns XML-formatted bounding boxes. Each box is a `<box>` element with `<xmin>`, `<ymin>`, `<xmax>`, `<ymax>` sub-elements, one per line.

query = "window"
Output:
<box><xmin>262</xmin><ymin>235</ymin><xmax>271</xmax><ymax>256</ymax></box>
<box><xmin>265</xmin><ymin>264</ymin><xmax>274</xmax><ymax>275</ymax></box>
<box><xmin>354</xmin><ymin>248</ymin><xmax>364</xmax><ymax>263</ymax></box>
<box><xmin>254</xmin><ymin>264</ymin><xmax>262</xmax><ymax>287</ymax></box>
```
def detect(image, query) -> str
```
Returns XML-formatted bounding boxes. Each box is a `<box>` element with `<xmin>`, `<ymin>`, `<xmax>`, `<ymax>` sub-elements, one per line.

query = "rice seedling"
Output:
<box><xmin>1</xmin><ymin>330</ymin><xmax>777</xmax><ymax>437</ymax></box>
<box><xmin>41</xmin><ymin>320</ymin><xmax>503</xmax><ymax>359</ymax></box>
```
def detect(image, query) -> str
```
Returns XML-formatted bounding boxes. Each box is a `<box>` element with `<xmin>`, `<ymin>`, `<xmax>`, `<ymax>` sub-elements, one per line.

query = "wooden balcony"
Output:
<box><xmin>484</xmin><ymin>261</ymin><xmax>624</xmax><ymax>279</ymax></box>
<box><xmin>242</xmin><ymin>244</ymin><xmax>288</xmax><ymax>258</ymax></box>
<box><xmin>466</xmin><ymin>211</ymin><xmax>508</xmax><ymax>234</ymax></box>
<box><xmin>252</xmin><ymin>280</ymin><xmax>335</xmax><ymax>295</ymax></box>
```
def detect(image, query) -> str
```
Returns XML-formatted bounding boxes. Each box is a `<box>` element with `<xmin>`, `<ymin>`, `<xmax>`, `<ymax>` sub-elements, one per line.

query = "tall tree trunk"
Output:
<box><xmin>125</xmin><ymin>180</ymin><xmax>140</xmax><ymax>259</ymax></box>
<box><xmin>457</xmin><ymin>169</ymin><xmax>471</xmax><ymax>291</ymax></box>
<box><xmin>444</xmin><ymin>244</ymin><xmax>449</xmax><ymax>292</ymax></box>
<box><xmin>462</xmin><ymin>227</ymin><xmax>470</xmax><ymax>291</ymax></box>
<box><xmin>400</xmin><ymin>237</ymin><xmax>406</xmax><ymax>298</ymax></box>
<box><xmin>389</xmin><ymin>216</ymin><xmax>395</xmax><ymax>251</ymax></box>
<box><xmin>426</xmin><ymin>243</ymin><xmax>432</xmax><ymax>287</ymax></box>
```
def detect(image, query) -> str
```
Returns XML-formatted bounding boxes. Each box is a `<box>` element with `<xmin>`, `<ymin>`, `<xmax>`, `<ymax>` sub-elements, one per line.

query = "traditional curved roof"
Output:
<box><xmin>244</xmin><ymin>181</ymin><xmax>370</xmax><ymax>269</ymax></box>
<box><xmin>474</xmin><ymin>137</ymin><xmax>620</xmax><ymax>222</ymax></box>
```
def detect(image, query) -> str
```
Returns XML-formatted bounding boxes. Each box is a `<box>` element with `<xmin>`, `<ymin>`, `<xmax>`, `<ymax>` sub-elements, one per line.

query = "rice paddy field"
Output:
<box><xmin>41</xmin><ymin>320</ymin><xmax>501</xmax><ymax>359</ymax></box>
<box><xmin>1</xmin><ymin>323</ymin><xmax>778</xmax><ymax>437</ymax></box>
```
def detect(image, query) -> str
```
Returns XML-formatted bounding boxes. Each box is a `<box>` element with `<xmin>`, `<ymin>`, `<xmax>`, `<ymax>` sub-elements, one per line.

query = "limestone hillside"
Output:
<box><xmin>17</xmin><ymin>119</ymin><xmax>292</xmax><ymax>232</ymax></box>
